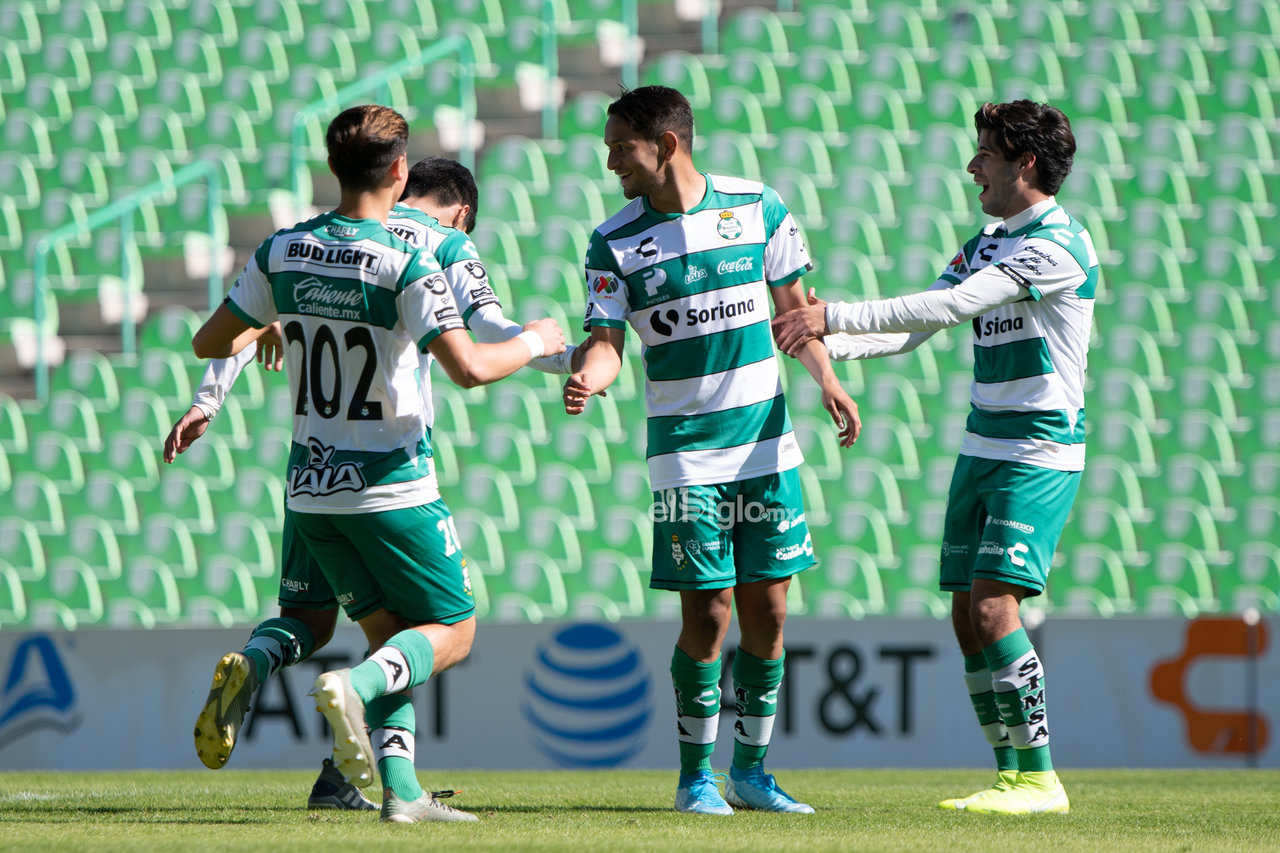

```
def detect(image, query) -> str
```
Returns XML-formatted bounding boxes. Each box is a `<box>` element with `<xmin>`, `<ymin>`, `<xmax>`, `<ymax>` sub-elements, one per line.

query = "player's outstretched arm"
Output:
<box><xmin>563</xmin><ymin>326</ymin><xmax>624</xmax><ymax>415</ymax></box>
<box><xmin>192</xmin><ymin>303</ymin><xmax>257</xmax><ymax>360</ymax></box>
<box><xmin>468</xmin><ymin>303</ymin><xmax>577</xmax><ymax>375</ymax></box>
<box><xmin>163</xmin><ymin>405</ymin><xmax>211</xmax><ymax>463</ymax></box>
<box><xmin>771</xmin><ymin>287</ymin><xmax>830</xmax><ymax>355</ymax></box>
<box><xmin>772</xmin><ymin>281</ymin><xmax>860</xmax><ymax>447</ymax></box>
<box><xmin>429</xmin><ymin>318</ymin><xmax>566</xmax><ymax>388</ymax></box>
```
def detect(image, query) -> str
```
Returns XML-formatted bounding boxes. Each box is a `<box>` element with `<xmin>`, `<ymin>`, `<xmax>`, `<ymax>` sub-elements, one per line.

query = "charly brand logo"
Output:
<box><xmin>0</xmin><ymin>635</ymin><xmax>82</xmax><ymax>749</ymax></box>
<box><xmin>523</xmin><ymin>624</ymin><xmax>651</xmax><ymax>767</ymax></box>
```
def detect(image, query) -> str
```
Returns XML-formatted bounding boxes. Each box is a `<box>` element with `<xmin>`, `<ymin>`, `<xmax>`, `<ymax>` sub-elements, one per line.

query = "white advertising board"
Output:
<box><xmin>0</xmin><ymin>617</ymin><xmax>1273</xmax><ymax>770</ymax></box>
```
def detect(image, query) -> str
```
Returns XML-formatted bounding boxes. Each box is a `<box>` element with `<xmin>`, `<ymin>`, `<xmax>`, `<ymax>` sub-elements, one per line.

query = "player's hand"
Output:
<box><xmin>823</xmin><ymin>382</ymin><xmax>861</xmax><ymax>448</ymax></box>
<box><xmin>163</xmin><ymin>405</ymin><xmax>210</xmax><ymax>463</ymax></box>
<box><xmin>772</xmin><ymin>288</ymin><xmax>829</xmax><ymax>356</ymax></box>
<box><xmin>524</xmin><ymin>317</ymin><xmax>566</xmax><ymax>356</ymax></box>
<box><xmin>256</xmin><ymin>322</ymin><xmax>285</xmax><ymax>371</ymax></box>
<box><xmin>563</xmin><ymin>372</ymin><xmax>596</xmax><ymax>415</ymax></box>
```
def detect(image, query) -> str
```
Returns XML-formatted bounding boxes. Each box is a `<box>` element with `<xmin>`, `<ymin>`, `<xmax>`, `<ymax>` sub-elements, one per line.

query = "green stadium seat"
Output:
<box><xmin>548</xmin><ymin>132</ymin><xmax>615</xmax><ymax>193</ymax></box>
<box><xmin>710</xmin><ymin>49</ymin><xmax>783</xmax><ymax>109</ymax></box>
<box><xmin>558</xmin><ymin>90</ymin><xmax>611</xmax><ymax>140</ymax></box>
<box><xmin>481</xmin><ymin>135</ymin><xmax>551</xmax><ymax>195</ymax></box>
<box><xmin>694</xmin><ymin>129</ymin><xmax>761</xmax><ymax>183</ymax></box>
<box><xmin>807</xmin><ymin>546</ymin><xmax>887</xmax><ymax>619</ymax></box>
<box><xmin>0</xmin><ymin>517</ymin><xmax>45</xmax><ymax>581</ymax></box>
<box><xmin>39</xmin><ymin>390</ymin><xmax>102</xmax><ymax>453</ymax></box>
<box><xmin>1049</xmin><ymin>545</ymin><xmax>1135</xmax><ymax>617</ymax></box>
<box><xmin>0</xmin><ymin>561</ymin><xmax>28</xmax><ymax>625</ymax></box>
<box><xmin>435</xmin><ymin>0</ymin><xmax>505</xmax><ymax>35</ymax></box>
<box><xmin>831</xmin><ymin>495</ymin><xmax>899</xmax><ymax>567</ymax></box>
<box><xmin>642</xmin><ymin>51</ymin><xmax>714</xmax><ymax>110</ymax></box>
<box><xmin>453</xmin><ymin>507</ymin><xmax>506</xmax><ymax>575</ymax></box>
<box><xmin>480</xmin><ymin>180</ymin><xmax>537</xmax><ymax>235</ymax></box>
<box><xmin>21</xmin><ymin>432</ymin><xmax>85</xmax><ymax>495</ymax></box>
<box><xmin>374</xmin><ymin>0</ymin><xmax>438</xmax><ymax>36</ymax></box>
<box><xmin>791</xmin><ymin>47</ymin><xmax>853</xmax><ymax>104</ymax></box>
<box><xmin>41</xmin><ymin>556</ymin><xmax>105</xmax><ymax>627</ymax></box>
<box><xmin>0</xmin><ymin>152</ymin><xmax>43</xmax><ymax>211</ymax></box>
<box><xmin>1228</xmin><ymin>543</ymin><xmax>1280</xmax><ymax>613</ymax></box>
<box><xmin>183</xmin><ymin>554</ymin><xmax>262</xmax><ymax>626</ymax></box>
<box><xmin>882</xmin><ymin>546</ymin><xmax>950</xmax><ymax>619</ymax></box>
<box><xmin>5</xmin><ymin>109</ymin><xmax>55</xmax><ymax>167</ymax></box>
<box><xmin>783</xmin><ymin>4</ymin><xmax>859</xmax><ymax>56</ymax></box>
<box><xmin>569</xmin><ymin>550</ymin><xmax>648</xmax><ymax>621</ymax></box>
<box><xmin>721</xmin><ymin>7</ymin><xmax>790</xmax><ymax>57</ymax></box>
<box><xmin>459</xmin><ymin>463</ymin><xmax>521</xmax><ymax>531</ymax></box>
<box><xmin>1133</xmin><ymin>543</ymin><xmax>1219</xmax><ymax>617</ymax></box>
<box><xmin>768</xmin><ymin>169</ymin><xmax>824</xmax><ymax>231</ymax></box>
<box><xmin>23</xmin><ymin>72</ymin><xmax>77</xmax><ymax>126</ymax></box>
<box><xmin>490</xmin><ymin>552</ymin><xmax>568</xmax><ymax>623</ymax></box>
<box><xmin>859</xmin><ymin>3</ymin><xmax>931</xmax><ymax>57</ymax></box>
<box><xmin>1067</xmin><ymin>75</ymin><xmax>1135</xmax><ymax>133</ymax></box>
<box><xmin>0</xmin><ymin>1</ymin><xmax>42</xmax><ymax>52</ymax></box>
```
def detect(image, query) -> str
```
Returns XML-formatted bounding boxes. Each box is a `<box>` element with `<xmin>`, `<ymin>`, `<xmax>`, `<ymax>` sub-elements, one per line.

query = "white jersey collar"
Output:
<box><xmin>1002</xmin><ymin>197</ymin><xmax>1058</xmax><ymax>232</ymax></box>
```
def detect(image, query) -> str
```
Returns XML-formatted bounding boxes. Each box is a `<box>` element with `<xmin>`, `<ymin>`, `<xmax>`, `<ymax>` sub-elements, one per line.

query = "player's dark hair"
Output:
<box><xmin>325</xmin><ymin>104</ymin><xmax>408</xmax><ymax>191</ymax></box>
<box><xmin>402</xmin><ymin>157</ymin><xmax>479</xmax><ymax>232</ymax></box>
<box><xmin>974</xmin><ymin>101</ymin><xmax>1075</xmax><ymax>195</ymax></box>
<box><xmin>607</xmin><ymin>85</ymin><xmax>695</xmax><ymax>153</ymax></box>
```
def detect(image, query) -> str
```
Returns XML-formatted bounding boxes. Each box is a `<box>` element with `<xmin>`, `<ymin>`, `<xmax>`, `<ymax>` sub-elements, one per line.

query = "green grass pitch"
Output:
<box><xmin>2</xmin><ymin>768</ymin><xmax>1278</xmax><ymax>852</ymax></box>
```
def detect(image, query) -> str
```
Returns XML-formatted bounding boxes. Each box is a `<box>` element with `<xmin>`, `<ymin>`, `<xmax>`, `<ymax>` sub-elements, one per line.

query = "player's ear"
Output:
<box><xmin>453</xmin><ymin>204</ymin><xmax>471</xmax><ymax>231</ymax></box>
<box><xmin>660</xmin><ymin>130</ymin><xmax>680</xmax><ymax>161</ymax></box>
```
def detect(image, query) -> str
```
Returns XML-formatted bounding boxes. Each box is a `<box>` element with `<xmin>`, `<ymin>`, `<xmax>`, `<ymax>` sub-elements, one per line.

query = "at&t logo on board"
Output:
<box><xmin>522</xmin><ymin>624</ymin><xmax>651</xmax><ymax>767</ymax></box>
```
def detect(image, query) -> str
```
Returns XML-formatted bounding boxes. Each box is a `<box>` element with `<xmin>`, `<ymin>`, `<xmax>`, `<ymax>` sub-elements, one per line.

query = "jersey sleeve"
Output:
<box><xmin>398</xmin><ymin>249</ymin><xmax>467</xmax><ymax>350</ymax></box>
<box><xmin>438</xmin><ymin>230</ymin><xmax>502</xmax><ymax>325</ymax></box>
<box><xmin>994</xmin><ymin>234</ymin><xmax>1091</xmax><ymax>301</ymax></box>
<box><xmin>582</xmin><ymin>230</ymin><xmax>628</xmax><ymax>332</ymax></box>
<box><xmin>223</xmin><ymin>240</ymin><xmax>276</xmax><ymax>327</ymax></box>
<box><xmin>761</xmin><ymin>185</ymin><xmax>812</xmax><ymax>287</ymax></box>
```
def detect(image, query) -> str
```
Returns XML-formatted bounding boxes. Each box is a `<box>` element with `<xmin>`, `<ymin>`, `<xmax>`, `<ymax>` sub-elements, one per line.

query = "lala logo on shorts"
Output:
<box><xmin>289</xmin><ymin>438</ymin><xmax>367</xmax><ymax>497</ymax></box>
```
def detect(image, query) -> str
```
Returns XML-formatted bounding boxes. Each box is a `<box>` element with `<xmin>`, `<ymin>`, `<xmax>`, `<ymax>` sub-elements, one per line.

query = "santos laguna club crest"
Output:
<box><xmin>716</xmin><ymin>210</ymin><xmax>743</xmax><ymax>240</ymax></box>
<box><xmin>522</xmin><ymin>624</ymin><xmax>651</xmax><ymax>767</ymax></box>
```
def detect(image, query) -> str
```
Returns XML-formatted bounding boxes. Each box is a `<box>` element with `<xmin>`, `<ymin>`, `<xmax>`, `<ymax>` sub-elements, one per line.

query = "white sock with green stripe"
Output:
<box><xmin>983</xmin><ymin>628</ymin><xmax>1053</xmax><ymax>773</ymax></box>
<box><xmin>962</xmin><ymin>652</ymin><xmax>1017</xmax><ymax>772</ymax></box>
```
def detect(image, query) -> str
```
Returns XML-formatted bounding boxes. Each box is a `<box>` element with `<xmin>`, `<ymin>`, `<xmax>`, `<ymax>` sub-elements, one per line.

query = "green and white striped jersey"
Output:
<box><xmin>386</xmin><ymin>202</ymin><xmax>501</xmax><ymax>326</ymax></box>
<box><xmin>225</xmin><ymin>211</ymin><xmax>464</xmax><ymax>513</ymax></box>
<box><xmin>386</xmin><ymin>202</ymin><xmax>500</xmax><ymax>426</ymax></box>
<box><xmin>946</xmin><ymin>201</ymin><xmax>1098</xmax><ymax>470</ymax></box>
<box><xmin>584</xmin><ymin>173</ymin><xmax>810</xmax><ymax>490</ymax></box>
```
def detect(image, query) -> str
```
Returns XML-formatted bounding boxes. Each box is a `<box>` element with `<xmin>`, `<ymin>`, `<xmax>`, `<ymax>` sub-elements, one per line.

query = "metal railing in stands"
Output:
<box><xmin>30</xmin><ymin>159</ymin><xmax>224</xmax><ymax>402</ymax></box>
<box><xmin>539</xmin><ymin>0</ymin><xmax>639</xmax><ymax>139</ymax></box>
<box><xmin>289</xmin><ymin>35</ymin><xmax>477</xmax><ymax>207</ymax></box>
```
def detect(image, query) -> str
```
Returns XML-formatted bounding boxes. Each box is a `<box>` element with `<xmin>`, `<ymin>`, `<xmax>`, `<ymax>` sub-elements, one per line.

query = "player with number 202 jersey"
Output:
<box><xmin>193</xmin><ymin>105</ymin><xmax>564</xmax><ymax>823</ymax></box>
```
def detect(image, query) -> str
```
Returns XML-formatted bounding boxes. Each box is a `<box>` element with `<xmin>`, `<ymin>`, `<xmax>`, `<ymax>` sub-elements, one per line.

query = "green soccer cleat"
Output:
<box><xmin>309</xmin><ymin>669</ymin><xmax>374</xmax><ymax>789</ymax></box>
<box><xmin>194</xmin><ymin>652</ymin><xmax>259</xmax><ymax>770</ymax></box>
<box><xmin>939</xmin><ymin>769</ymin><xmax>1020</xmax><ymax>810</ymax></box>
<box><xmin>380</xmin><ymin>790</ymin><xmax>479</xmax><ymax>823</ymax></box>
<box><xmin>963</xmin><ymin>771</ymin><xmax>1070</xmax><ymax>815</ymax></box>
<box><xmin>307</xmin><ymin>758</ymin><xmax>378</xmax><ymax>810</ymax></box>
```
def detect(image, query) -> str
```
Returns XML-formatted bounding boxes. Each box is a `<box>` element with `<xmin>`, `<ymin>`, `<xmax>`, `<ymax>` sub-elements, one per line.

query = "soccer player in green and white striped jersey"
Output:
<box><xmin>564</xmin><ymin>86</ymin><xmax>860</xmax><ymax>815</ymax></box>
<box><xmin>774</xmin><ymin>100</ymin><xmax>1095</xmax><ymax>815</ymax></box>
<box><xmin>191</xmin><ymin>106</ymin><xmax>565</xmax><ymax>823</ymax></box>
<box><xmin>176</xmin><ymin>155</ymin><xmax>575</xmax><ymax>809</ymax></box>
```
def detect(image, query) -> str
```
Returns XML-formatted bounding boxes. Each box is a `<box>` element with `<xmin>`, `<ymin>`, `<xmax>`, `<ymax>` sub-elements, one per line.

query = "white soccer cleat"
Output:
<box><xmin>309</xmin><ymin>669</ymin><xmax>374</xmax><ymax>789</ymax></box>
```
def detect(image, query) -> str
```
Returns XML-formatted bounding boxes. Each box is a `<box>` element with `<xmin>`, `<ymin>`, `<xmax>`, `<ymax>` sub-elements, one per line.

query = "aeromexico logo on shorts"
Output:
<box><xmin>289</xmin><ymin>438</ymin><xmax>366</xmax><ymax>497</ymax></box>
<box><xmin>522</xmin><ymin>624</ymin><xmax>651</xmax><ymax>768</ymax></box>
